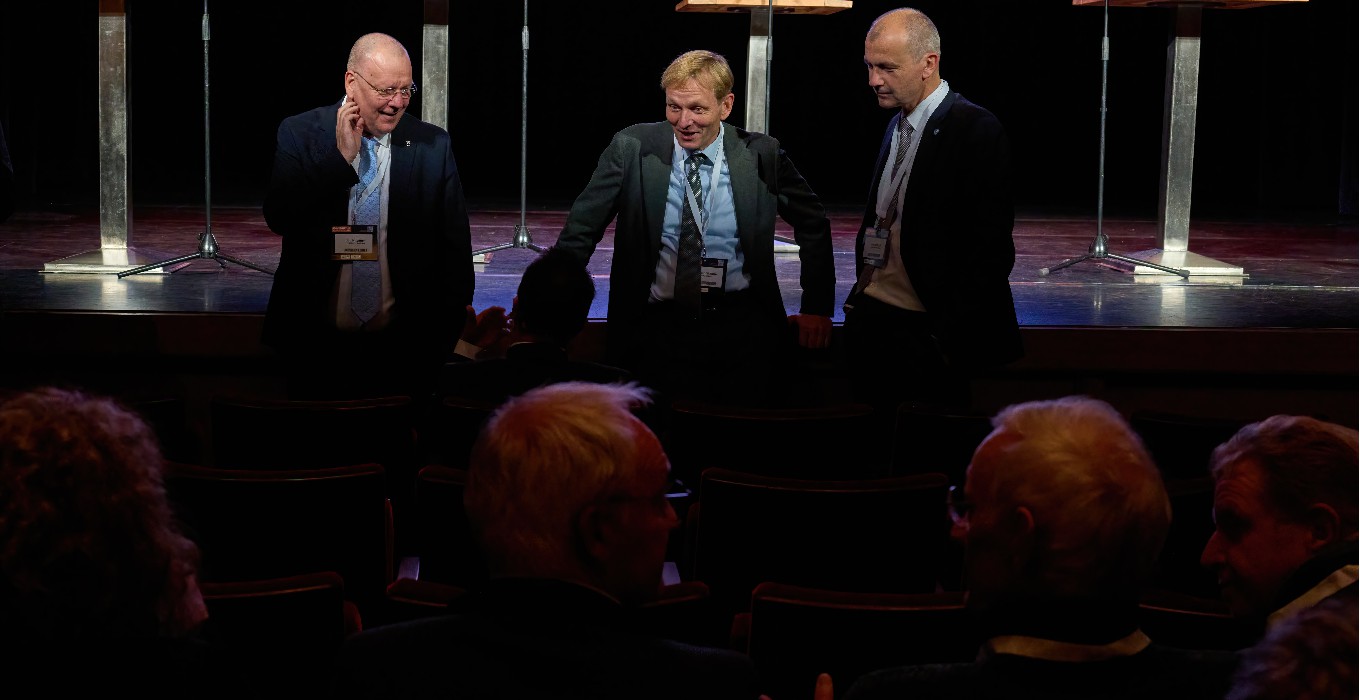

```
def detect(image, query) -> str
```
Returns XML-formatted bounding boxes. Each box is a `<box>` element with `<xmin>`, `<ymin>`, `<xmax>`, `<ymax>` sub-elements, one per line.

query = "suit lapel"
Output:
<box><xmin>724</xmin><ymin>126</ymin><xmax>760</xmax><ymax>249</ymax></box>
<box><xmin>914</xmin><ymin>90</ymin><xmax>957</xmax><ymax>173</ymax></box>
<box><xmin>641</xmin><ymin>124</ymin><xmax>673</xmax><ymax>248</ymax></box>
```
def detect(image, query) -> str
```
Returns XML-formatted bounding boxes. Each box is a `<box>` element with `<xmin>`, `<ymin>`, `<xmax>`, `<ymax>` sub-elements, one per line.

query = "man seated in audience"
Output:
<box><xmin>840</xmin><ymin>395</ymin><xmax>1238</xmax><ymax>700</ymax></box>
<box><xmin>1200</xmin><ymin>414</ymin><xmax>1358</xmax><ymax>635</ymax></box>
<box><xmin>1225</xmin><ymin>594</ymin><xmax>1357</xmax><ymax>700</ymax></box>
<box><xmin>440</xmin><ymin>246</ymin><xmax>631</xmax><ymax>404</ymax></box>
<box><xmin>334</xmin><ymin>381</ymin><xmax>761</xmax><ymax>699</ymax></box>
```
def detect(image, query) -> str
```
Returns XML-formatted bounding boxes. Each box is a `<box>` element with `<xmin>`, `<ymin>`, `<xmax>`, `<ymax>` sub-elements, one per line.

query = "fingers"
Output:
<box><xmin>815</xmin><ymin>673</ymin><xmax>834</xmax><ymax>700</ymax></box>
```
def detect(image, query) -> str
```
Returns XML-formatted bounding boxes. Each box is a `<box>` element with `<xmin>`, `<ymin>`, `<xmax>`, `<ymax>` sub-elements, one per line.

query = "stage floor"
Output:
<box><xmin>0</xmin><ymin>204</ymin><xmax>1355</xmax><ymax>330</ymax></box>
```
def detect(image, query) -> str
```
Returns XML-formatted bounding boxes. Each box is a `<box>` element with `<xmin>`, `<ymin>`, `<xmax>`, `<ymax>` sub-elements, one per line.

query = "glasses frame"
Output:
<box><xmin>350</xmin><ymin>70</ymin><xmax>417</xmax><ymax>100</ymax></box>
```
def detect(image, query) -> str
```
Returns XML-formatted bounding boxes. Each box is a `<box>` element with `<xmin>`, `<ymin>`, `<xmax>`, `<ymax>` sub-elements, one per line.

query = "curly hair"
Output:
<box><xmin>0</xmin><ymin>387</ymin><xmax>205</xmax><ymax>640</ymax></box>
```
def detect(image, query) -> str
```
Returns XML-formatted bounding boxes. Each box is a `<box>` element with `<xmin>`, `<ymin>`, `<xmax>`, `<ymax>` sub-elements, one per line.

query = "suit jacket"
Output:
<box><xmin>554</xmin><ymin>121</ymin><xmax>835</xmax><ymax>338</ymax></box>
<box><xmin>854</xmin><ymin>91</ymin><xmax>1022</xmax><ymax>368</ymax></box>
<box><xmin>261</xmin><ymin>102</ymin><xmax>474</xmax><ymax>364</ymax></box>
<box><xmin>333</xmin><ymin>577</ymin><xmax>761</xmax><ymax>700</ymax></box>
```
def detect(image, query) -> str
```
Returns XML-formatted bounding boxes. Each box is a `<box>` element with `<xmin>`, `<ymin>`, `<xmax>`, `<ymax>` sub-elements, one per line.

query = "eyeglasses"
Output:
<box><xmin>351</xmin><ymin>70</ymin><xmax>417</xmax><ymax>100</ymax></box>
<box><xmin>947</xmin><ymin>484</ymin><xmax>972</xmax><ymax>529</ymax></box>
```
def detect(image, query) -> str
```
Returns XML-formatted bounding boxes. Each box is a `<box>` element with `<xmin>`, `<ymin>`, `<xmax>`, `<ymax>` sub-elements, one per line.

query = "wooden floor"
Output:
<box><xmin>1</xmin><ymin>204</ymin><xmax>1356</xmax><ymax>426</ymax></box>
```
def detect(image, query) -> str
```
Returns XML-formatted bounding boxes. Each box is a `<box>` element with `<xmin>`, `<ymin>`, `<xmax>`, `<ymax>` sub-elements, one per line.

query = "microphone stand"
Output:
<box><xmin>121</xmin><ymin>0</ymin><xmax>273</xmax><ymax>278</ymax></box>
<box><xmin>1039</xmin><ymin>0</ymin><xmax>1186</xmax><ymax>278</ymax></box>
<box><xmin>472</xmin><ymin>0</ymin><xmax>545</xmax><ymax>261</ymax></box>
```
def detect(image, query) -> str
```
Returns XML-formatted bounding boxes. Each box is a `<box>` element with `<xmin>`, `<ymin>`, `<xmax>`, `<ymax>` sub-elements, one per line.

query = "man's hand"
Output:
<box><xmin>336</xmin><ymin>94</ymin><xmax>365</xmax><ymax>163</ymax></box>
<box><xmin>789</xmin><ymin>314</ymin><xmax>833</xmax><ymax>350</ymax></box>
<box><xmin>459</xmin><ymin>305</ymin><xmax>510</xmax><ymax>358</ymax></box>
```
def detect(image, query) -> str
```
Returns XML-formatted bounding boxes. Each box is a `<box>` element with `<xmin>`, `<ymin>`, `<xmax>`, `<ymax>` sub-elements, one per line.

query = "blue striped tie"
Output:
<box><xmin>351</xmin><ymin>137</ymin><xmax>381</xmax><ymax>323</ymax></box>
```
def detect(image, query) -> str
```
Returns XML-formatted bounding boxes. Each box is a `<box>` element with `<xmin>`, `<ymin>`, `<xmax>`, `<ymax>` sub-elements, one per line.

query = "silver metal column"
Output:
<box><xmin>46</xmin><ymin>3</ymin><xmax>169</xmax><ymax>273</ymax></box>
<box><xmin>745</xmin><ymin>10</ymin><xmax>771</xmax><ymax>134</ymax></box>
<box><xmin>1124</xmin><ymin>4</ymin><xmax>1243</xmax><ymax>276</ymax></box>
<box><xmin>421</xmin><ymin>2</ymin><xmax>450</xmax><ymax>133</ymax></box>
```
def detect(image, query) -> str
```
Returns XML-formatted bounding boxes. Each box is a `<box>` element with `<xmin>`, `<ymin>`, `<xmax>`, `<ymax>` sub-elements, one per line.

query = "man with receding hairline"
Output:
<box><xmin>263</xmin><ymin>32</ymin><xmax>473</xmax><ymax>401</ymax></box>
<box><xmin>843</xmin><ymin>8</ymin><xmax>1021</xmax><ymax>414</ymax></box>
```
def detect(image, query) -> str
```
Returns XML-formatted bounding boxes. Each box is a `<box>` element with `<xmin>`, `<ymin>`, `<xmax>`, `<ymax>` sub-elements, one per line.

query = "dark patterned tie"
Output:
<box><xmin>675</xmin><ymin>152</ymin><xmax>709</xmax><ymax>313</ymax></box>
<box><xmin>351</xmin><ymin>136</ymin><xmax>381</xmax><ymax>324</ymax></box>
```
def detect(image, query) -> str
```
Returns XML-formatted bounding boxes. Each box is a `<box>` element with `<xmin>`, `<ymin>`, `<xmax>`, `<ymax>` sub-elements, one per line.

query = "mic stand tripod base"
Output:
<box><xmin>116</xmin><ymin>230</ymin><xmax>276</xmax><ymax>278</ymax></box>
<box><xmin>44</xmin><ymin>246</ymin><xmax>186</xmax><ymax>274</ymax></box>
<box><xmin>471</xmin><ymin>224</ymin><xmax>546</xmax><ymax>265</ymax></box>
<box><xmin>1101</xmin><ymin>248</ymin><xmax>1246</xmax><ymax>277</ymax></box>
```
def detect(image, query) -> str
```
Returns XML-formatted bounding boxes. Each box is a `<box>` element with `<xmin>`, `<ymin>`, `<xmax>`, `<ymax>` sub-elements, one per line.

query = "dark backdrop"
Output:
<box><xmin>2</xmin><ymin>0</ymin><xmax>1355</xmax><ymax>219</ymax></box>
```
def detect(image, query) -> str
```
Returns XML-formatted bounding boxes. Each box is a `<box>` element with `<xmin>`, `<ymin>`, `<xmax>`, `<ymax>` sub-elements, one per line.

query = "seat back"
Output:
<box><xmin>746</xmin><ymin>582</ymin><xmax>977</xmax><ymax>700</ymax></box>
<box><xmin>686</xmin><ymin>468</ymin><xmax>951</xmax><ymax>624</ymax></box>
<box><xmin>1138</xmin><ymin>589</ymin><xmax>1257</xmax><ymax>651</ymax></box>
<box><xmin>208</xmin><ymin>394</ymin><xmax>419</xmax><ymax>471</ymax></box>
<box><xmin>662</xmin><ymin>400</ymin><xmax>888</xmax><ymax>485</ymax></box>
<box><xmin>417</xmin><ymin>395</ymin><xmax>498</xmax><ymax>470</ymax></box>
<box><xmin>201</xmin><ymin>571</ymin><xmax>355</xmax><ymax>696</ymax></box>
<box><xmin>410</xmin><ymin>464</ymin><xmax>488</xmax><ymax>588</ymax></box>
<box><xmin>889</xmin><ymin>402</ymin><xmax>993</xmax><ymax>487</ymax></box>
<box><xmin>164</xmin><ymin>461</ymin><xmax>394</xmax><ymax>621</ymax></box>
<box><xmin>1153</xmin><ymin>475</ymin><xmax>1221</xmax><ymax>598</ymax></box>
<box><xmin>1128</xmin><ymin>410</ymin><xmax>1250</xmax><ymax>481</ymax></box>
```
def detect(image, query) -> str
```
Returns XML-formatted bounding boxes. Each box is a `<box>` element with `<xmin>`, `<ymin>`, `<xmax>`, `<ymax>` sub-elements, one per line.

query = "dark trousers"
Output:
<box><xmin>840</xmin><ymin>292</ymin><xmax>972</xmax><ymax>415</ymax></box>
<box><xmin>617</xmin><ymin>290</ymin><xmax>792</xmax><ymax>409</ymax></box>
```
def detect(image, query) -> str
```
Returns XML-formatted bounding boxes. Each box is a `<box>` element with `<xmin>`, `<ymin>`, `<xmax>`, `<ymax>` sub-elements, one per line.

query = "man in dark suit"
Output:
<box><xmin>334</xmin><ymin>381</ymin><xmax>761</xmax><ymax>699</ymax></box>
<box><xmin>841</xmin><ymin>396</ymin><xmax>1239</xmax><ymax>700</ymax></box>
<box><xmin>553</xmin><ymin>50</ymin><xmax>835</xmax><ymax>408</ymax></box>
<box><xmin>1200</xmin><ymin>415</ymin><xmax>1357</xmax><ymax>636</ymax></box>
<box><xmin>262</xmin><ymin>32</ymin><xmax>473</xmax><ymax>402</ymax></box>
<box><xmin>844</xmin><ymin>8</ymin><xmax>1021</xmax><ymax>413</ymax></box>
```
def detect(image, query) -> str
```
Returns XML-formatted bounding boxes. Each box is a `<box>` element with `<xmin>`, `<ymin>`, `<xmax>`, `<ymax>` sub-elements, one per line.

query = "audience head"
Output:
<box><xmin>864</xmin><ymin>7</ymin><xmax>942</xmax><ymax>114</ymax></box>
<box><xmin>514</xmin><ymin>247</ymin><xmax>596</xmax><ymax>347</ymax></box>
<box><xmin>1200</xmin><ymin>415</ymin><xmax>1358</xmax><ymax>620</ymax></box>
<box><xmin>0</xmin><ymin>386</ymin><xmax>206</xmax><ymax>641</ymax></box>
<box><xmin>1226</xmin><ymin>594</ymin><xmax>1358</xmax><ymax>700</ymax></box>
<box><xmin>464</xmin><ymin>381</ymin><xmax>678</xmax><ymax>606</ymax></box>
<box><xmin>959</xmin><ymin>396</ymin><xmax>1170</xmax><ymax>608</ymax></box>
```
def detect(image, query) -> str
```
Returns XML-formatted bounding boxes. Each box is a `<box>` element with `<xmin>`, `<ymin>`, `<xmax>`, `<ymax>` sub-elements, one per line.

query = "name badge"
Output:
<box><xmin>332</xmin><ymin>225</ymin><xmax>377</xmax><ymax>261</ymax></box>
<box><xmin>700</xmin><ymin>257</ymin><xmax>727</xmax><ymax>291</ymax></box>
<box><xmin>863</xmin><ymin>226</ymin><xmax>891</xmax><ymax>269</ymax></box>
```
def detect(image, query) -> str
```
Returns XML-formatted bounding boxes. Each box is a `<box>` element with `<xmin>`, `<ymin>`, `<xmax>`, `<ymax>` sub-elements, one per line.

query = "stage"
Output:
<box><xmin>0</xmin><ymin>204</ymin><xmax>1356</xmax><ymax>429</ymax></box>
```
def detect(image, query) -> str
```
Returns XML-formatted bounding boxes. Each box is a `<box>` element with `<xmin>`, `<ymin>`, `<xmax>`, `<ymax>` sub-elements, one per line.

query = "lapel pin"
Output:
<box><xmin>933</xmin><ymin>128</ymin><xmax>940</xmax><ymax>136</ymax></box>
<box><xmin>405</xmin><ymin>140</ymin><xmax>411</xmax><ymax>147</ymax></box>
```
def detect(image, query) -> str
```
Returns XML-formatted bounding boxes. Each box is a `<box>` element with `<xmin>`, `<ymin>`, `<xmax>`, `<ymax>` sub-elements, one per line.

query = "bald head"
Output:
<box><xmin>347</xmin><ymin>33</ymin><xmax>409</xmax><ymax>73</ymax></box>
<box><xmin>867</xmin><ymin>8</ymin><xmax>941</xmax><ymax>61</ymax></box>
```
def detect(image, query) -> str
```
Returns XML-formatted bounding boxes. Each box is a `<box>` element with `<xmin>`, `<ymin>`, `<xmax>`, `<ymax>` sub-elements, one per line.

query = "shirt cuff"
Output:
<box><xmin>453</xmin><ymin>339</ymin><xmax>481</xmax><ymax>360</ymax></box>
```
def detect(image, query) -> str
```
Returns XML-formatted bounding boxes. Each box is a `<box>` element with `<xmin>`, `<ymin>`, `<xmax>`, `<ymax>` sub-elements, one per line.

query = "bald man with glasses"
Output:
<box><xmin>263</xmin><ymin>32</ymin><xmax>473</xmax><ymax>402</ymax></box>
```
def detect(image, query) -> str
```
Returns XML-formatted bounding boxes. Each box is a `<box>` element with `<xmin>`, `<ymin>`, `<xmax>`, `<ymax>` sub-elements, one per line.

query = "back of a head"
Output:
<box><xmin>1210</xmin><ymin>415</ymin><xmax>1359</xmax><ymax>536</ymax></box>
<box><xmin>1227</xmin><ymin>595</ymin><xmax>1358</xmax><ymax>700</ymax></box>
<box><xmin>0</xmin><ymin>387</ymin><xmax>203</xmax><ymax>640</ymax></box>
<box><xmin>981</xmin><ymin>396</ymin><xmax>1170</xmax><ymax>599</ymax></box>
<box><xmin>660</xmin><ymin>49</ymin><xmax>734</xmax><ymax>103</ymax></box>
<box><xmin>516</xmin><ymin>247</ymin><xmax>595</xmax><ymax>345</ymax></box>
<box><xmin>464</xmin><ymin>381</ymin><xmax>654</xmax><ymax>577</ymax></box>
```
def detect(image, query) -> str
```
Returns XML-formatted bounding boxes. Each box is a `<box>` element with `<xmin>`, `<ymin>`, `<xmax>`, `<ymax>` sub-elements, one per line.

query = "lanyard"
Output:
<box><xmin>874</xmin><ymin>121</ymin><xmax>914</xmax><ymax>228</ymax></box>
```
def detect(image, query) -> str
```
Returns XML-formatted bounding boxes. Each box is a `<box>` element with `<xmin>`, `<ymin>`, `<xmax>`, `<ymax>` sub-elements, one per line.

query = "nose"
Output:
<box><xmin>1200</xmin><ymin>531</ymin><xmax>1224</xmax><ymax>569</ymax></box>
<box><xmin>867</xmin><ymin>68</ymin><xmax>883</xmax><ymax>87</ymax></box>
<box><xmin>664</xmin><ymin>499</ymin><xmax>681</xmax><ymax>529</ymax></box>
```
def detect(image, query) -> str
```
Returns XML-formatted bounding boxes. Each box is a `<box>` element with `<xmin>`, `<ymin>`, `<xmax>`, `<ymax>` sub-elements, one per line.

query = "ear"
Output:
<box><xmin>576</xmin><ymin>502</ymin><xmax>615</xmax><ymax>564</ymax></box>
<box><xmin>1007</xmin><ymin>505</ymin><xmax>1037</xmax><ymax>570</ymax></box>
<box><xmin>921</xmin><ymin>52</ymin><xmax>939</xmax><ymax>80</ymax></box>
<box><xmin>719</xmin><ymin>92</ymin><xmax>735</xmax><ymax>121</ymax></box>
<box><xmin>1304</xmin><ymin>503</ymin><xmax>1342</xmax><ymax>552</ymax></box>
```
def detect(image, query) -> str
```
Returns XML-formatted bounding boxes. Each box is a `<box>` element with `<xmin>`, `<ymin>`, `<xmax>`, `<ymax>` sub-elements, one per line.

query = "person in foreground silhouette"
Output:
<box><xmin>438</xmin><ymin>246</ymin><xmax>631</xmax><ymax>404</ymax></box>
<box><xmin>0</xmin><ymin>386</ymin><xmax>237</xmax><ymax>698</ymax></box>
<box><xmin>334</xmin><ymin>381</ymin><xmax>761</xmax><ymax>699</ymax></box>
<box><xmin>1199</xmin><ymin>414</ymin><xmax>1357</xmax><ymax>638</ymax></box>
<box><xmin>832</xmin><ymin>396</ymin><xmax>1238</xmax><ymax>699</ymax></box>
